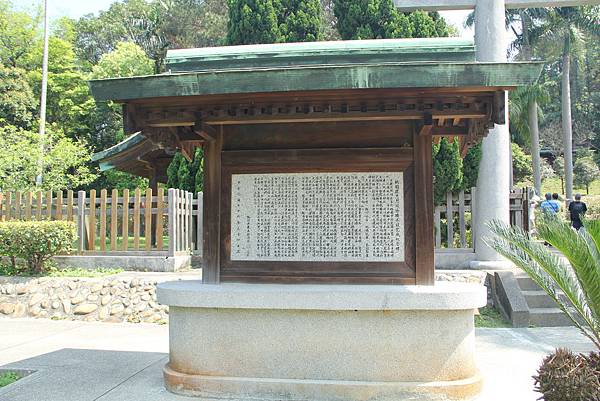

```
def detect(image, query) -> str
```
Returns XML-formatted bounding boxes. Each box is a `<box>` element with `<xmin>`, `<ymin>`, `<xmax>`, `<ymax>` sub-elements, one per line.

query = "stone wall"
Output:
<box><xmin>0</xmin><ymin>276</ymin><xmax>168</xmax><ymax>323</ymax></box>
<box><xmin>0</xmin><ymin>270</ymin><xmax>487</xmax><ymax>323</ymax></box>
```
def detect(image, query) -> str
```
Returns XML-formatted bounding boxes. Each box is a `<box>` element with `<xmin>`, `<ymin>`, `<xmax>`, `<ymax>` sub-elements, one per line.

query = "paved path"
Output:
<box><xmin>0</xmin><ymin>318</ymin><xmax>594</xmax><ymax>401</ymax></box>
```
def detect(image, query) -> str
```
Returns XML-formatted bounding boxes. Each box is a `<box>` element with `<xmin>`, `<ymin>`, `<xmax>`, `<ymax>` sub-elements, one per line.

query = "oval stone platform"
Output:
<box><xmin>158</xmin><ymin>281</ymin><xmax>487</xmax><ymax>401</ymax></box>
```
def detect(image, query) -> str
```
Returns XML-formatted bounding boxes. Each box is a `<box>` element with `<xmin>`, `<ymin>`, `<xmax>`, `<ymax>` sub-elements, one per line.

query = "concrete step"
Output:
<box><xmin>516</xmin><ymin>275</ymin><xmax>541</xmax><ymax>291</ymax></box>
<box><xmin>529</xmin><ymin>308</ymin><xmax>575</xmax><ymax>327</ymax></box>
<box><xmin>522</xmin><ymin>290</ymin><xmax>559</xmax><ymax>309</ymax></box>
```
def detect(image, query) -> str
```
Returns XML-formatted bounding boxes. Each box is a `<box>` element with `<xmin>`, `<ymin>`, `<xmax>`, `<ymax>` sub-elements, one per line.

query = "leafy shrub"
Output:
<box><xmin>533</xmin><ymin>348</ymin><xmax>600</xmax><ymax>401</ymax></box>
<box><xmin>583</xmin><ymin>195</ymin><xmax>600</xmax><ymax>220</ymax></box>
<box><xmin>0</xmin><ymin>221</ymin><xmax>76</xmax><ymax>274</ymax></box>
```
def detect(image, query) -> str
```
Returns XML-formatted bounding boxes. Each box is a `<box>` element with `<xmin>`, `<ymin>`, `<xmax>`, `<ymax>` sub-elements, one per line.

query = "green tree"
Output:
<box><xmin>512</xmin><ymin>142</ymin><xmax>533</xmax><ymax>185</ymax></box>
<box><xmin>0</xmin><ymin>0</ymin><xmax>40</xmax><ymax>68</ymax></box>
<box><xmin>177</xmin><ymin>157</ymin><xmax>195</xmax><ymax>192</ymax></box>
<box><xmin>0</xmin><ymin>64</ymin><xmax>35</xmax><ymax>128</ymax></box>
<box><xmin>531</xmin><ymin>6</ymin><xmax>600</xmax><ymax>200</ymax></box>
<box><xmin>166</xmin><ymin>152</ymin><xmax>184</xmax><ymax>189</ymax></box>
<box><xmin>433</xmin><ymin>138</ymin><xmax>462</xmax><ymax>205</ymax></box>
<box><xmin>276</xmin><ymin>0</ymin><xmax>322</xmax><ymax>42</ymax></box>
<box><xmin>461</xmin><ymin>142</ymin><xmax>482</xmax><ymax>191</ymax></box>
<box><xmin>0</xmin><ymin>125</ymin><xmax>96</xmax><ymax>191</ymax></box>
<box><xmin>90</xmin><ymin>41</ymin><xmax>154</xmax><ymax>79</ymax></box>
<box><xmin>333</xmin><ymin>0</ymin><xmax>450</xmax><ymax>40</ymax></box>
<box><xmin>574</xmin><ymin>155</ymin><xmax>599</xmax><ymax>194</ymax></box>
<box><xmin>226</xmin><ymin>0</ymin><xmax>280</xmax><ymax>44</ymax></box>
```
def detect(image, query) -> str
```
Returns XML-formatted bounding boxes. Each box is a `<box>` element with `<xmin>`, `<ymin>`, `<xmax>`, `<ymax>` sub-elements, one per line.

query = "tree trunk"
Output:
<box><xmin>561</xmin><ymin>39</ymin><xmax>574</xmax><ymax>200</ymax></box>
<box><xmin>529</xmin><ymin>99</ymin><xmax>542</xmax><ymax>194</ymax></box>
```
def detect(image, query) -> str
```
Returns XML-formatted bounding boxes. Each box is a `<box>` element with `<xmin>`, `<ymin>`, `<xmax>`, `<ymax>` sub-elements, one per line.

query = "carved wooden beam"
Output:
<box><xmin>418</xmin><ymin>112</ymin><xmax>433</xmax><ymax>136</ymax></box>
<box><xmin>193</xmin><ymin>121</ymin><xmax>217</xmax><ymax>142</ymax></box>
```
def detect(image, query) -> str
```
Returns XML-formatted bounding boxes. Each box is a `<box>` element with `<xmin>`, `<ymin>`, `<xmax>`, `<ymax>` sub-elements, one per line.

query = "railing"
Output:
<box><xmin>434</xmin><ymin>187</ymin><xmax>528</xmax><ymax>250</ymax></box>
<box><xmin>0</xmin><ymin>189</ymin><xmax>203</xmax><ymax>257</ymax></box>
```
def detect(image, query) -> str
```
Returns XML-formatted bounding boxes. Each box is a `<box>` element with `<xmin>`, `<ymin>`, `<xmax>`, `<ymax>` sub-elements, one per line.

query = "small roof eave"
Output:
<box><xmin>89</xmin><ymin>61</ymin><xmax>543</xmax><ymax>103</ymax></box>
<box><xmin>92</xmin><ymin>132</ymin><xmax>147</xmax><ymax>166</ymax></box>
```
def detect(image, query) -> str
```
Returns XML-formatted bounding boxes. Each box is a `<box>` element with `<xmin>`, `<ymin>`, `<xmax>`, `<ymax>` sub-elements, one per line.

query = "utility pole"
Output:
<box><xmin>36</xmin><ymin>0</ymin><xmax>49</xmax><ymax>187</ymax></box>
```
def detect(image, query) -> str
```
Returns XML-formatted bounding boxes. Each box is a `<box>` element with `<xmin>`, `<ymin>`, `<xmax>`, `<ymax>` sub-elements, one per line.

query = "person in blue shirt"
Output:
<box><xmin>539</xmin><ymin>193</ymin><xmax>560</xmax><ymax>215</ymax></box>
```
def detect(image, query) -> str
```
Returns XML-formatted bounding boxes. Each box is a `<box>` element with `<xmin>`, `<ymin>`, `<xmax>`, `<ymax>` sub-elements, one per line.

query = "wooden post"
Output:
<box><xmin>196</xmin><ymin>192</ymin><xmax>203</xmax><ymax>255</ymax></box>
<box><xmin>66</xmin><ymin>190</ymin><xmax>73</xmax><ymax>221</ymax></box>
<box><xmin>46</xmin><ymin>191</ymin><xmax>52</xmax><ymax>220</ymax></box>
<box><xmin>187</xmin><ymin>191</ymin><xmax>193</xmax><ymax>251</ymax></box>
<box><xmin>77</xmin><ymin>191</ymin><xmax>86</xmax><ymax>253</ymax></box>
<box><xmin>122</xmin><ymin>188</ymin><xmax>129</xmax><ymax>251</ymax></box>
<box><xmin>99</xmin><ymin>189</ymin><xmax>107</xmax><ymax>251</ymax></box>
<box><xmin>144</xmin><ymin>188</ymin><xmax>152</xmax><ymax>251</ymax></box>
<box><xmin>110</xmin><ymin>189</ymin><xmax>118</xmax><ymax>251</ymax></box>
<box><xmin>434</xmin><ymin>206</ymin><xmax>441</xmax><ymax>248</ymax></box>
<box><xmin>458</xmin><ymin>190</ymin><xmax>466</xmax><ymax>248</ymax></box>
<box><xmin>56</xmin><ymin>190</ymin><xmax>63</xmax><ymax>220</ymax></box>
<box><xmin>5</xmin><ymin>192</ymin><xmax>11</xmax><ymax>221</ymax></box>
<box><xmin>133</xmin><ymin>188</ymin><xmax>141</xmax><ymax>250</ymax></box>
<box><xmin>156</xmin><ymin>188</ymin><xmax>164</xmax><ymax>250</ymax></box>
<box><xmin>168</xmin><ymin>188</ymin><xmax>177</xmax><ymax>257</ymax></box>
<box><xmin>470</xmin><ymin>187</ymin><xmax>477</xmax><ymax>250</ymax></box>
<box><xmin>14</xmin><ymin>191</ymin><xmax>21</xmax><ymax>220</ymax></box>
<box><xmin>36</xmin><ymin>191</ymin><xmax>42</xmax><ymax>220</ymax></box>
<box><xmin>446</xmin><ymin>191</ymin><xmax>454</xmax><ymax>248</ymax></box>
<box><xmin>88</xmin><ymin>189</ymin><xmax>96</xmax><ymax>250</ymax></box>
<box><xmin>24</xmin><ymin>192</ymin><xmax>32</xmax><ymax>220</ymax></box>
<box><xmin>413</xmin><ymin>128</ymin><xmax>434</xmax><ymax>285</ymax></box>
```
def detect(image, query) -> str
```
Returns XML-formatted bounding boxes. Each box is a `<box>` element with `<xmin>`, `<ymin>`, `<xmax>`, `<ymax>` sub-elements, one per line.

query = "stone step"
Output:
<box><xmin>529</xmin><ymin>307</ymin><xmax>575</xmax><ymax>327</ymax></box>
<box><xmin>516</xmin><ymin>275</ymin><xmax>541</xmax><ymax>291</ymax></box>
<box><xmin>522</xmin><ymin>290</ymin><xmax>559</xmax><ymax>309</ymax></box>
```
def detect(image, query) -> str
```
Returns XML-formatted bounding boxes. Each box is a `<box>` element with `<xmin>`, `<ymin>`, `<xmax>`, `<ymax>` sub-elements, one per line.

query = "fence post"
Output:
<box><xmin>458</xmin><ymin>190</ymin><xmax>466</xmax><ymax>248</ymax></box>
<box><xmin>446</xmin><ymin>191</ymin><xmax>454</xmax><ymax>248</ymax></box>
<box><xmin>187</xmin><ymin>191</ymin><xmax>193</xmax><ymax>252</ymax></box>
<box><xmin>470</xmin><ymin>187</ymin><xmax>477</xmax><ymax>250</ymax></box>
<box><xmin>77</xmin><ymin>191</ymin><xmax>86</xmax><ymax>253</ymax></box>
<box><xmin>196</xmin><ymin>192</ymin><xmax>203</xmax><ymax>255</ymax></box>
<box><xmin>168</xmin><ymin>188</ymin><xmax>176</xmax><ymax>257</ymax></box>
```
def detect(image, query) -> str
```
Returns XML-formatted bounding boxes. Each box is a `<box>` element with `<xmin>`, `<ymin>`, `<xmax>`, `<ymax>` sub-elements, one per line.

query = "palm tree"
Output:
<box><xmin>486</xmin><ymin>215</ymin><xmax>600</xmax><ymax>350</ymax></box>
<box><xmin>530</xmin><ymin>7</ymin><xmax>600</xmax><ymax>201</ymax></box>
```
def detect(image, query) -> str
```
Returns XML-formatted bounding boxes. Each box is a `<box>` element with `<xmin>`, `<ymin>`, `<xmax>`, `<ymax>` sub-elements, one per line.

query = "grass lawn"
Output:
<box><xmin>475</xmin><ymin>306</ymin><xmax>511</xmax><ymax>328</ymax></box>
<box><xmin>0</xmin><ymin>372</ymin><xmax>19</xmax><ymax>387</ymax></box>
<box><xmin>539</xmin><ymin>177</ymin><xmax>600</xmax><ymax>196</ymax></box>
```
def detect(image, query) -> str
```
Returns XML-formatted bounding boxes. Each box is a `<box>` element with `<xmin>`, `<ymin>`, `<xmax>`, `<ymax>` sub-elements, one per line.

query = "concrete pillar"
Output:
<box><xmin>472</xmin><ymin>0</ymin><xmax>512</xmax><ymax>266</ymax></box>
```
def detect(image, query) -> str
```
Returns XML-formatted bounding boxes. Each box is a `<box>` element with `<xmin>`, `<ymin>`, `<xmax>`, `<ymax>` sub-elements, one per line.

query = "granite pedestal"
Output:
<box><xmin>157</xmin><ymin>281</ymin><xmax>487</xmax><ymax>401</ymax></box>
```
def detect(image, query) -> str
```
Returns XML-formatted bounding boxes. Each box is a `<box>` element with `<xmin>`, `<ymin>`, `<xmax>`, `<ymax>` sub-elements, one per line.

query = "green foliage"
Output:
<box><xmin>433</xmin><ymin>138</ymin><xmax>462</xmax><ymax>206</ymax></box>
<box><xmin>0</xmin><ymin>1</ymin><xmax>40</xmax><ymax>68</ymax></box>
<box><xmin>461</xmin><ymin>142</ymin><xmax>482</xmax><ymax>190</ymax></box>
<box><xmin>276</xmin><ymin>0</ymin><xmax>322</xmax><ymax>42</ymax></box>
<box><xmin>90</xmin><ymin>42</ymin><xmax>154</xmax><ymax>79</ymax></box>
<box><xmin>87</xmin><ymin>170</ymin><xmax>148</xmax><ymax>192</ymax></box>
<box><xmin>511</xmin><ymin>142</ymin><xmax>533</xmax><ymax>185</ymax></box>
<box><xmin>166</xmin><ymin>152</ymin><xmax>184</xmax><ymax>189</ymax></box>
<box><xmin>0</xmin><ymin>125</ymin><xmax>97</xmax><ymax>191</ymax></box>
<box><xmin>533</xmin><ymin>348</ymin><xmax>600</xmax><ymax>401</ymax></box>
<box><xmin>227</xmin><ymin>0</ymin><xmax>321</xmax><ymax>45</ymax></box>
<box><xmin>166</xmin><ymin>149</ymin><xmax>204</xmax><ymax>192</ymax></box>
<box><xmin>0</xmin><ymin>371</ymin><xmax>19</xmax><ymax>387</ymax></box>
<box><xmin>333</xmin><ymin>0</ymin><xmax>450</xmax><ymax>40</ymax></box>
<box><xmin>541</xmin><ymin>160</ymin><xmax>556</xmax><ymax>180</ymax></box>
<box><xmin>486</xmin><ymin>216</ymin><xmax>600</xmax><ymax>349</ymax></box>
<box><xmin>0</xmin><ymin>220</ymin><xmax>76</xmax><ymax>274</ymax></box>
<box><xmin>0</xmin><ymin>64</ymin><xmax>35</xmax><ymax>128</ymax></box>
<box><xmin>226</xmin><ymin>0</ymin><xmax>280</xmax><ymax>44</ymax></box>
<box><xmin>574</xmin><ymin>154</ymin><xmax>600</xmax><ymax>194</ymax></box>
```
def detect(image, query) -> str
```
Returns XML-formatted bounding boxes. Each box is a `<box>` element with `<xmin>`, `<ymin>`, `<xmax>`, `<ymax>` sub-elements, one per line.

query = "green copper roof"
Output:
<box><xmin>92</xmin><ymin>132</ymin><xmax>147</xmax><ymax>168</ymax></box>
<box><xmin>90</xmin><ymin>61</ymin><xmax>543</xmax><ymax>102</ymax></box>
<box><xmin>166</xmin><ymin>38</ymin><xmax>475</xmax><ymax>72</ymax></box>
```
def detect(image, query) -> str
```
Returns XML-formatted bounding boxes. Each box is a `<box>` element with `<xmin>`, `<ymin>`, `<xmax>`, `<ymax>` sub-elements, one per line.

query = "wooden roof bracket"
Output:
<box><xmin>417</xmin><ymin>112</ymin><xmax>433</xmax><ymax>136</ymax></box>
<box><xmin>194</xmin><ymin>120</ymin><xmax>217</xmax><ymax>142</ymax></box>
<box><xmin>492</xmin><ymin>90</ymin><xmax>506</xmax><ymax>125</ymax></box>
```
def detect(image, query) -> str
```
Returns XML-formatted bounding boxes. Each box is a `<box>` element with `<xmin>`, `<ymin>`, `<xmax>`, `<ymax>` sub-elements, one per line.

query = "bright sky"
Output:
<box><xmin>18</xmin><ymin>0</ymin><xmax>474</xmax><ymax>39</ymax></box>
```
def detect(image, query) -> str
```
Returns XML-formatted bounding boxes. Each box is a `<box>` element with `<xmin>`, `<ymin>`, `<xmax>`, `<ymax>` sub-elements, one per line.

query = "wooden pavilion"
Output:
<box><xmin>90</xmin><ymin>37</ymin><xmax>541</xmax><ymax>286</ymax></box>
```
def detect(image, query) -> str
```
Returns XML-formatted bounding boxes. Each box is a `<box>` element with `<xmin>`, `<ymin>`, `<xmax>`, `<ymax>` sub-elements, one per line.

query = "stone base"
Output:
<box><xmin>469</xmin><ymin>260</ymin><xmax>514</xmax><ymax>271</ymax></box>
<box><xmin>52</xmin><ymin>254</ymin><xmax>191</xmax><ymax>272</ymax></box>
<box><xmin>157</xmin><ymin>281</ymin><xmax>487</xmax><ymax>401</ymax></box>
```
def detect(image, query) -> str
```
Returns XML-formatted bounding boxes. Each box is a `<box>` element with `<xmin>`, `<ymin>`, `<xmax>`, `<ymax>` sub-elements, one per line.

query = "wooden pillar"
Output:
<box><xmin>202</xmin><ymin>129</ymin><xmax>222</xmax><ymax>283</ymax></box>
<box><xmin>413</xmin><ymin>128</ymin><xmax>434</xmax><ymax>285</ymax></box>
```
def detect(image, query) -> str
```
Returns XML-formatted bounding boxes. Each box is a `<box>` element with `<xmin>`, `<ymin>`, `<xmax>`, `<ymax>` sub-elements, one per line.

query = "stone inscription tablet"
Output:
<box><xmin>231</xmin><ymin>172</ymin><xmax>404</xmax><ymax>262</ymax></box>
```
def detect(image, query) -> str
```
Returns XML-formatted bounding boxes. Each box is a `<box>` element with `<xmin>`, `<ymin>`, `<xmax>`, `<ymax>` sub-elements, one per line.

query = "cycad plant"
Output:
<box><xmin>486</xmin><ymin>215</ymin><xmax>600</xmax><ymax>349</ymax></box>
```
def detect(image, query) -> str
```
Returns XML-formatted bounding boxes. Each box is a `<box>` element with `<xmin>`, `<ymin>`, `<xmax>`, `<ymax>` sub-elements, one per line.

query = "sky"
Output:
<box><xmin>17</xmin><ymin>0</ymin><xmax>474</xmax><ymax>39</ymax></box>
